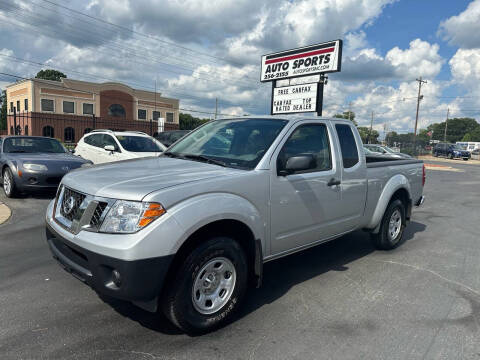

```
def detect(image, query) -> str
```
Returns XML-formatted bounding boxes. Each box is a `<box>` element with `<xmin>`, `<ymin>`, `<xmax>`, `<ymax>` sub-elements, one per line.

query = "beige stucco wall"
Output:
<box><xmin>6</xmin><ymin>80</ymin><xmax>33</xmax><ymax>114</ymax></box>
<box><xmin>6</xmin><ymin>79</ymin><xmax>179</xmax><ymax>124</ymax></box>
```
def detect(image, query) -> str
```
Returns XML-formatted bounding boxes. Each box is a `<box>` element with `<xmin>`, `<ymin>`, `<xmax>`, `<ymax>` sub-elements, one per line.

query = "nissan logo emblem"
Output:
<box><xmin>63</xmin><ymin>196</ymin><xmax>76</xmax><ymax>215</ymax></box>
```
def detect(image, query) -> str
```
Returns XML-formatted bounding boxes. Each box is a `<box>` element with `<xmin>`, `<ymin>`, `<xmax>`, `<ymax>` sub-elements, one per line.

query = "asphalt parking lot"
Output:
<box><xmin>1</xmin><ymin>159</ymin><xmax>480</xmax><ymax>360</ymax></box>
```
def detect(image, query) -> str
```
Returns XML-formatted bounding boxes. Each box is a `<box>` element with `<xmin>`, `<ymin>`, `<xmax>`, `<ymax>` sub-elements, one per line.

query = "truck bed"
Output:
<box><xmin>365</xmin><ymin>156</ymin><xmax>423</xmax><ymax>167</ymax></box>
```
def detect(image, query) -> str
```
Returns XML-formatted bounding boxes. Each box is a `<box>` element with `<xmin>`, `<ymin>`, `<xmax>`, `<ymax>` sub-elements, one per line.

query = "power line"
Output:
<box><xmin>0</xmin><ymin>71</ymin><xmax>243</xmax><ymax>117</ymax></box>
<box><xmin>0</xmin><ymin>53</ymin><xmax>266</xmax><ymax>113</ymax></box>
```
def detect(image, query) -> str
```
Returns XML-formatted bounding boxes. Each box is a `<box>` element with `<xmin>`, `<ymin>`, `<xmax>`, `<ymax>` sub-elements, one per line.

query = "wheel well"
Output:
<box><xmin>162</xmin><ymin>219</ymin><xmax>258</xmax><ymax>294</ymax></box>
<box><xmin>1</xmin><ymin>164</ymin><xmax>10</xmax><ymax>179</ymax></box>
<box><xmin>390</xmin><ymin>188</ymin><xmax>411</xmax><ymax>220</ymax></box>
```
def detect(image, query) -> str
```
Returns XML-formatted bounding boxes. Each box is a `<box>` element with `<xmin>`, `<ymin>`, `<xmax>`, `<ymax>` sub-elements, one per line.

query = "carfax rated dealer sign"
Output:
<box><xmin>261</xmin><ymin>40</ymin><xmax>342</xmax><ymax>82</ymax></box>
<box><xmin>272</xmin><ymin>83</ymin><xmax>317</xmax><ymax>114</ymax></box>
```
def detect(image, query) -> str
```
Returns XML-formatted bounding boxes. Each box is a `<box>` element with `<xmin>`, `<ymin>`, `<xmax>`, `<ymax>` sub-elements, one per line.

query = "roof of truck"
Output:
<box><xmin>216</xmin><ymin>115</ymin><xmax>350</xmax><ymax>122</ymax></box>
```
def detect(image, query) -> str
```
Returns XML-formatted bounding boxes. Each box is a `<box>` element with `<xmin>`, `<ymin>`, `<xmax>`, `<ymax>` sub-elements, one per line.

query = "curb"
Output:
<box><xmin>0</xmin><ymin>202</ymin><xmax>12</xmax><ymax>225</ymax></box>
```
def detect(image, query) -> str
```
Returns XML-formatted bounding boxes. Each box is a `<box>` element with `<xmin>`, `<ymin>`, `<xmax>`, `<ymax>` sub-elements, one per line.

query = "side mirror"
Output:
<box><xmin>104</xmin><ymin>145</ymin><xmax>115</xmax><ymax>152</ymax></box>
<box><xmin>279</xmin><ymin>155</ymin><xmax>315</xmax><ymax>176</ymax></box>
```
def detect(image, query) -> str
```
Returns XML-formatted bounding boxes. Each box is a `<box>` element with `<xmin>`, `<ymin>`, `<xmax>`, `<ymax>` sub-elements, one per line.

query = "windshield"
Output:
<box><xmin>167</xmin><ymin>118</ymin><xmax>288</xmax><ymax>169</ymax></box>
<box><xmin>451</xmin><ymin>145</ymin><xmax>463</xmax><ymax>150</ymax></box>
<box><xmin>116</xmin><ymin>135</ymin><xmax>165</xmax><ymax>152</ymax></box>
<box><xmin>3</xmin><ymin>137</ymin><xmax>66</xmax><ymax>153</ymax></box>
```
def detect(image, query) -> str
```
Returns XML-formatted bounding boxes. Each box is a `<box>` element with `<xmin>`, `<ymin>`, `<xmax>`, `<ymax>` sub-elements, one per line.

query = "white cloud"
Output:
<box><xmin>439</xmin><ymin>0</ymin><xmax>480</xmax><ymax>49</ymax></box>
<box><xmin>386</xmin><ymin>39</ymin><xmax>444</xmax><ymax>79</ymax></box>
<box><xmin>449</xmin><ymin>48</ymin><xmax>480</xmax><ymax>86</ymax></box>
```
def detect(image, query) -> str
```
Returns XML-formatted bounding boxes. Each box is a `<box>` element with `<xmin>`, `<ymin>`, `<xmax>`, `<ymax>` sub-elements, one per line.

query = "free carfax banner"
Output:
<box><xmin>261</xmin><ymin>40</ymin><xmax>342</xmax><ymax>82</ymax></box>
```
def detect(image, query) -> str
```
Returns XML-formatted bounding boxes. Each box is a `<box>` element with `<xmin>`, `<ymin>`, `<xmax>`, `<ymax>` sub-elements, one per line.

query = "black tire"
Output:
<box><xmin>433</xmin><ymin>151</ymin><xmax>438</xmax><ymax>157</ymax></box>
<box><xmin>448</xmin><ymin>153</ymin><xmax>454</xmax><ymax>159</ymax></box>
<box><xmin>371</xmin><ymin>199</ymin><xmax>406</xmax><ymax>250</ymax></box>
<box><xmin>162</xmin><ymin>236</ymin><xmax>248</xmax><ymax>334</ymax></box>
<box><xmin>463</xmin><ymin>158</ymin><xmax>469</xmax><ymax>161</ymax></box>
<box><xmin>2</xmin><ymin>168</ymin><xmax>17</xmax><ymax>198</ymax></box>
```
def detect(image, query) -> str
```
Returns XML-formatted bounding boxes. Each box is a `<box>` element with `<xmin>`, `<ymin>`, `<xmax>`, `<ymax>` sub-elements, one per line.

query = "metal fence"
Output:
<box><xmin>7</xmin><ymin>111</ymin><xmax>179</xmax><ymax>144</ymax></box>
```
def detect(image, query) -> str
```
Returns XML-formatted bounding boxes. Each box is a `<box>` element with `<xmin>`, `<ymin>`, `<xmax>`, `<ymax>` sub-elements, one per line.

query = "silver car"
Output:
<box><xmin>45</xmin><ymin>116</ymin><xmax>424</xmax><ymax>333</ymax></box>
<box><xmin>0</xmin><ymin>136</ymin><xmax>91</xmax><ymax>197</ymax></box>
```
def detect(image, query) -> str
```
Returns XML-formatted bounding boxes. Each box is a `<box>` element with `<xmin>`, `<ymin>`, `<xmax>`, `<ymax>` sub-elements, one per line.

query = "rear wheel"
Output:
<box><xmin>463</xmin><ymin>158</ymin><xmax>469</xmax><ymax>161</ymax></box>
<box><xmin>433</xmin><ymin>151</ymin><xmax>438</xmax><ymax>157</ymax></box>
<box><xmin>162</xmin><ymin>236</ymin><xmax>248</xmax><ymax>334</ymax></box>
<box><xmin>448</xmin><ymin>153</ymin><xmax>454</xmax><ymax>159</ymax></box>
<box><xmin>2</xmin><ymin>168</ymin><xmax>17</xmax><ymax>198</ymax></box>
<box><xmin>371</xmin><ymin>199</ymin><xmax>406</xmax><ymax>250</ymax></box>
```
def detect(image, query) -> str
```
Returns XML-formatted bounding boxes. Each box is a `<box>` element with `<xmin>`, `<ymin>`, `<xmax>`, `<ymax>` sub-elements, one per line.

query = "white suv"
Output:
<box><xmin>75</xmin><ymin>130</ymin><xmax>166</xmax><ymax>164</ymax></box>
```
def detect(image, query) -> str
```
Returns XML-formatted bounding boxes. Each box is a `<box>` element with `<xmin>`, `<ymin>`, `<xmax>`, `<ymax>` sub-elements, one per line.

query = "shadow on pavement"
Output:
<box><xmin>102</xmin><ymin>221</ymin><xmax>426</xmax><ymax>335</ymax></box>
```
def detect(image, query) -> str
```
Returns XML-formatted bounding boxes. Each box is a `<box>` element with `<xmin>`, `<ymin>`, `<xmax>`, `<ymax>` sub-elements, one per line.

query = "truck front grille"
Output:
<box><xmin>90</xmin><ymin>202</ymin><xmax>108</xmax><ymax>228</ymax></box>
<box><xmin>60</xmin><ymin>187</ymin><xmax>86</xmax><ymax>221</ymax></box>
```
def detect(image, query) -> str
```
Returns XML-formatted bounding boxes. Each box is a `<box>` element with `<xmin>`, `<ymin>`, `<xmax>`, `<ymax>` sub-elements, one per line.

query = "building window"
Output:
<box><xmin>63</xmin><ymin>101</ymin><xmax>75</xmax><ymax>114</ymax></box>
<box><xmin>64</xmin><ymin>127</ymin><xmax>75</xmax><ymax>143</ymax></box>
<box><xmin>24</xmin><ymin>99</ymin><xmax>28</xmax><ymax>111</ymax></box>
<box><xmin>41</xmin><ymin>99</ymin><xmax>54</xmax><ymax>112</ymax></box>
<box><xmin>153</xmin><ymin>111</ymin><xmax>161</xmax><ymax>120</ymax></box>
<box><xmin>138</xmin><ymin>109</ymin><xmax>147</xmax><ymax>120</ymax></box>
<box><xmin>42</xmin><ymin>126</ymin><xmax>55</xmax><ymax>138</ymax></box>
<box><xmin>16</xmin><ymin>100</ymin><xmax>20</xmax><ymax>112</ymax></box>
<box><xmin>108</xmin><ymin>104</ymin><xmax>126</xmax><ymax>117</ymax></box>
<box><xmin>84</xmin><ymin>128</ymin><xmax>92</xmax><ymax>134</ymax></box>
<box><xmin>25</xmin><ymin>125</ymin><xmax>29</xmax><ymax>135</ymax></box>
<box><xmin>10</xmin><ymin>126</ymin><xmax>13</xmax><ymax>135</ymax></box>
<box><xmin>166</xmin><ymin>112</ymin><xmax>174</xmax><ymax>123</ymax></box>
<box><xmin>83</xmin><ymin>103</ymin><xmax>94</xmax><ymax>115</ymax></box>
<box><xmin>10</xmin><ymin>102</ymin><xmax>13</xmax><ymax>113</ymax></box>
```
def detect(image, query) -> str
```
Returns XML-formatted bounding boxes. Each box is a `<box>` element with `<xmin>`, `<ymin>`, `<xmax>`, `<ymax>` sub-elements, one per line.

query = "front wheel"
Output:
<box><xmin>463</xmin><ymin>158</ymin><xmax>469</xmax><ymax>161</ymax></box>
<box><xmin>2</xmin><ymin>168</ymin><xmax>18</xmax><ymax>198</ymax></box>
<box><xmin>162</xmin><ymin>236</ymin><xmax>248</xmax><ymax>334</ymax></box>
<box><xmin>448</xmin><ymin>153</ymin><xmax>454</xmax><ymax>159</ymax></box>
<box><xmin>371</xmin><ymin>199</ymin><xmax>406</xmax><ymax>250</ymax></box>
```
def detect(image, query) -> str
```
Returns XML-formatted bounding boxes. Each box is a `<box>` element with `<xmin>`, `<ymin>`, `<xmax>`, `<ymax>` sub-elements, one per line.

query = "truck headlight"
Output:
<box><xmin>23</xmin><ymin>163</ymin><xmax>48</xmax><ymax>171</ymax></box>
<box><xmin>100</xmin><ymin>200</ymin><xmax>166</xmax><ymax>233</ymax></box>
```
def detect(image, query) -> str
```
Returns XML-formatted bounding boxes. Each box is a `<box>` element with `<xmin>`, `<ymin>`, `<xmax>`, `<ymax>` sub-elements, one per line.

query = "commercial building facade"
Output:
<box><xmin>6</xmin><ymin>78</ymin><xmax>179</xmax><ymax>142</ymax></box>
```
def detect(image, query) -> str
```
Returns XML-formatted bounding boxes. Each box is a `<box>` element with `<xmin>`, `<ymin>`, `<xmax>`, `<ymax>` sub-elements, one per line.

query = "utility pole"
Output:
<box><xmin>348</xmin><ymin>101</ymin><xmax>352</xmax><ymax>122</ymax></box>
<box><xmin>413</xmin><ymin>77</ymin><xmax>427</xmax><ymax>154</ymax></box>
<box><xmin>369</xmin><ymin>111</ymin><xmax>374</xmax><ymax>144</ymax></box>
<box><xmin>215</xmin><ymin>98</ymin><xmax>218</xmax><ymax>120</ymax></box>
<box><xmin>444</xmin><ymin>108</ymin><xmax>449</xmax><ymax>144</ymax></box>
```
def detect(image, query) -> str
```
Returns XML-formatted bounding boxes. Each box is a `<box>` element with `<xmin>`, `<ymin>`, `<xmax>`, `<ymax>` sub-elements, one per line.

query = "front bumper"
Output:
<box><xmin>16</xmin><ymin>170</ymin><xmax>65</xmax><ymax>191</ymax></box>
<box><xmin>46</xmin><ymin>223</ymin><xmax>173</xmax><ymax>310</ymax></box>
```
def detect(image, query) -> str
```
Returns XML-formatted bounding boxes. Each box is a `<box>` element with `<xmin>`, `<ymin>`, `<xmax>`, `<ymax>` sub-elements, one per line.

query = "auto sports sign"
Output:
<box><xmin>261</xmin><ymin>40</ymin><xmax>342</xmax><ymax>82</ymax></box>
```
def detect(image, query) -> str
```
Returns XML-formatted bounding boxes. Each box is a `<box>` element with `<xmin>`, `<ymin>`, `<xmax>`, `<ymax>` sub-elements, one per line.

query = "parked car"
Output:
<box><xmin>0</xmin><ymin>136</ymin><xmax>91</xmax><ymax>198</ymax></box>
<box><xmin>433</xmin><ymin>143</ymin><xmax>471</xmax><ymax>160</ymax></box>
<box><xmin>363</xmin><ymin>146</ymin><xmax>383</xmax><ymax>156</ymax></box>
<box><xmin>364</xmin><ymin>144</ymin><xmax>412</xmax><ymax>158</ymax></box>
<box><xmin>45</xmin><ymin>116</ymin><xmax>425</xmax><ymax>333</ymax></box>
<box><xmin>155</xmin><ymin>130</ymin><xmax>190</xmax><ymax>147</ymax></box>
<box><xmin>74</xmin><ymin>130</ymin><xmax>166</xmax><ymax>164</ymax></box>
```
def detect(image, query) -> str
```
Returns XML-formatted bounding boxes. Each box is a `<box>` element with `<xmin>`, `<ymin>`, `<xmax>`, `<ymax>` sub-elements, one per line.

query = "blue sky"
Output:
<box><xmin>1</xmin><ymin>0</ymin><xmax>480</xmax><ymax>132</ymax></box>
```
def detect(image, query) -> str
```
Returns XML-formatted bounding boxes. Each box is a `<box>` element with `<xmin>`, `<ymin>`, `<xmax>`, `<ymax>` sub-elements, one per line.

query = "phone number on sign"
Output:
<box><xmin>263</xmin><ymin>72</ymin><xmax>288</xmax><ymax>80</ymax></box>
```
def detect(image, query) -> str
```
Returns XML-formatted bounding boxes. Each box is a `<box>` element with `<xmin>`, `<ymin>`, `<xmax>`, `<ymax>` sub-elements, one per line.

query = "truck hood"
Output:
<box><xmin>61</xmin><ymin>157</ymin><xmax>243</xmax><ymax>201</ymax></box>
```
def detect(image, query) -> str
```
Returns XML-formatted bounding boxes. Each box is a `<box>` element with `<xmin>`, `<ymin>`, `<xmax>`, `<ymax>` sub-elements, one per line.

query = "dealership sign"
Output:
<box><xmin>272</xmin><ymin>83</ymin><xmax>317</xmax><ymax>114</ymax></box>
<box><xmin>261</xmin><ymin>40</ymin><xmax>342</xmax><ymax>82</ymax></box>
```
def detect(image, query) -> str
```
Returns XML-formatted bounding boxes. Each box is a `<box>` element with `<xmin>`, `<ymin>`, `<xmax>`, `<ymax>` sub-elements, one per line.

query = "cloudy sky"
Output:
<box><xmin>1</xmin><ymin>0</ymin><xmax>480</xmax><ymax>133</ymax></box>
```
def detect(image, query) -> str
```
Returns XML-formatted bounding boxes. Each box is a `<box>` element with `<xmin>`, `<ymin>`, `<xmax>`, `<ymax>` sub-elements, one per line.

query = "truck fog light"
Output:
<box><xmin>112</xmin><ymin>269</ymin><xmax>122</xmax><ymax>287</ymax></box>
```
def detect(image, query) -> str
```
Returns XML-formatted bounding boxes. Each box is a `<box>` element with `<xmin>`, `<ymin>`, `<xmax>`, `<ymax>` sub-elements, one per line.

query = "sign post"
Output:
<box><xmin>261</xmin><ymin>39</ymin><xmax>342</xmax><ymax>116</ymax></box>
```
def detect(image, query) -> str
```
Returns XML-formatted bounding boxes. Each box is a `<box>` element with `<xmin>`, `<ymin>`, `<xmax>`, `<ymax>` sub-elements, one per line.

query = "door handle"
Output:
<box><xmin>327</xmin><ymin>178</ymin><xmax>341</xmax><ymax>186</ymax></box>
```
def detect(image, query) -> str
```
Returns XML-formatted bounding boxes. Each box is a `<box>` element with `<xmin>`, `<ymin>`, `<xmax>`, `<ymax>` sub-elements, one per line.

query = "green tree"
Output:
<box><xmin>357</xmin><ymin>126</ymin><xmax>379</xmax><ymax>143</ymax></box>
<box><xmin>463</xmin><ymin>127</ymin><xmax>480</xmax><ymax>142</ymax></box>
<box><xmin>35</xmin><ymin>69</ymin><xmax>67</xmax><ymax>82</ymax></box>
<box><xmin>333</xmin><ymin>111</ymin><xmax>357</xmax><ymax>126</ymax></box>
<box><xmin>426</xmin><ymin>117</ymin><xmax>480</xmax><ymax>143</ymax></box>
<box><xmin>0</xmin><ymin>90</ymin><xmax>7</xmax><ymax>130</ymax></box>
<box><xmin>179</xmin><ymin>113</ymin><xmax>209</xmax><ymax>130</ymax></box>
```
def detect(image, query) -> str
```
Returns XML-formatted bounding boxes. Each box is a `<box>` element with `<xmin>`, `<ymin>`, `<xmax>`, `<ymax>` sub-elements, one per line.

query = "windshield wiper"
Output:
<box><xmin>182</xmin><ymin>154</ymin><xmax>227</xmax><ymax>167</ymax></box>
<box><xmin>163</xmin><ymin>152</ymin><xmax>227</xmax><ymax>167</ymax></box>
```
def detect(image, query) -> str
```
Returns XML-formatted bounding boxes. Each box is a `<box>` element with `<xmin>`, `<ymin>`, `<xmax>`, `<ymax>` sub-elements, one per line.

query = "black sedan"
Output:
<box><xmin>0</xmin><ymin>136</ymin><xmax>92</xmax><ymax>198</ymax></box>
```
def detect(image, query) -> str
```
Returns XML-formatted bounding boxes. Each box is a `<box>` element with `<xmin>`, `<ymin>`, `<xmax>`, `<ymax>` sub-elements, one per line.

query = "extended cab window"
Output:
<box><xmin>335</xmin><ymin>124</ymin><xmax>359</xmax><ymax>168</ymax></box>
<box><xmin>277</xmin><ymin>124</ymin><xmax>332</xmax><ymax>174</ymax></box>
<box><xmin>84</xmin><ymin>134</ymin><xmax>103</xmax><ymax>147</ymax></box>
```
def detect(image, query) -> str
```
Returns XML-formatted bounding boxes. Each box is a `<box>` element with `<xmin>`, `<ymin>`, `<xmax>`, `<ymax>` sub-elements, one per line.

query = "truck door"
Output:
<box><xmin>333</xmin><ymin>123</ymin><xmax>367</xmax><ymax>231</ymax></box>
<box><xmin>269</xmin><ymin>121</ymin><xmax>344</xmax><ymax>255</ymax></box>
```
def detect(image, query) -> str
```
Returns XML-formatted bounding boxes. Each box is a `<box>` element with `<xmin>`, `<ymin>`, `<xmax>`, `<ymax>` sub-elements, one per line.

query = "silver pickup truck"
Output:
<box><xmin>45</xmin><ymin>116</ymin><xmax>425</xmax><ymax>333</ymax></box>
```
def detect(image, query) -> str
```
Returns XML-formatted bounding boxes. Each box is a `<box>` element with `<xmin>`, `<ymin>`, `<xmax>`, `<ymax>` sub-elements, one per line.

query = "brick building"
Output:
<box><xmin>5</xmin><ymin>78</ymin><xmax>180</xmax><ymax>142</ymax></box>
